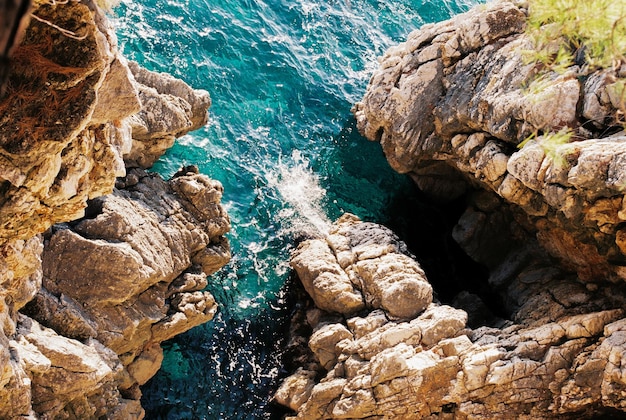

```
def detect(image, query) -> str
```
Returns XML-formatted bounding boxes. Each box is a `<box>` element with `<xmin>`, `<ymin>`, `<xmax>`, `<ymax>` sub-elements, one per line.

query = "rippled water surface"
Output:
<box><xmin>113</xmin><ymin>0</ymin><xmax>479</xmax><ymax>418</ymax></box>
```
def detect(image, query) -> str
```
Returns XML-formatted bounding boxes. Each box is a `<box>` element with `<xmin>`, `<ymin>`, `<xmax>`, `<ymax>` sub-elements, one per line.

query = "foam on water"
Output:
<box><xmin>267</xmin><ymin>150</ymin><xmax>332</xmax><ymax>237</ymax></box>
<box><xmin>113</xmin><ymin>0</ymin><xmax>482</xmax><ymax>417</ymax></box>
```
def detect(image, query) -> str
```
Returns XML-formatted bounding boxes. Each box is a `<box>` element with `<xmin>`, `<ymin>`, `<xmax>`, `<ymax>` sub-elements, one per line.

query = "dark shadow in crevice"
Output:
<box><xmin>381</xmin><ymin>181</ymin><xmax>508</xmax><ymax>328</ymax></box>
<box><xmin>81</xmin><ymin>196</ymin><xmax>104</xmax><ymax>220</ymax></box>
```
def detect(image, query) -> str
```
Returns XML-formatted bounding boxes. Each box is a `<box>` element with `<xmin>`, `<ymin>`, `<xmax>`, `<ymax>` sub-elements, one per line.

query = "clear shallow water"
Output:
<box><xmin>113</xmin><ymin>0</ymin><xmax>479</xmax><ymax>418</ymax></box>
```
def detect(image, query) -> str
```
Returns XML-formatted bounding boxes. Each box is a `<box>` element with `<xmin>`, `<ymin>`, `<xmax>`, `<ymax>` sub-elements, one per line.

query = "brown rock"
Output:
<box><xmin>12</xmin><ymin>167</ymin><xmax>230</xmax><ymax>418</ymax></box>
<box><xmin>41</xmin><ymin>167</ymin><xmax>228</xmax><ymax>357</ymax></box>
<box><xmin>353</xmin><ymin>0</ymin><xmax>626</xmax><ymax>285</ymax></box>
<box><xmin>291</xmin><ymin>238</ymin><xmax>365</xmax><ymax>315</ymax></box>
<box><xmin>309</xmin><ymin>323</ymin><xmax>353</xmax><ymax>370</ymax></box>
<box><xmin>274</xmin><ymin>368</ymin><xmax>317</xmax><ymax>411</ymax></box>
<box><xmin>0</xmin><ymin>0</ymin><xmax>227</xmax><ymax>417</ymax></box>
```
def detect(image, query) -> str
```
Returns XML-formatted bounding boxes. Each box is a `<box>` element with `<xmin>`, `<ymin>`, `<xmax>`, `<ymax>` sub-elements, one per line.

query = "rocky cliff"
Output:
<box><xmin>276</xmin><ymin>0</ymin><xmax>626</xmax><ymax>418</ymax></box>
<box><xmin>0</xmin><ymin>0</ymin><xmax>230</xmax><ymax>417</ymax></box>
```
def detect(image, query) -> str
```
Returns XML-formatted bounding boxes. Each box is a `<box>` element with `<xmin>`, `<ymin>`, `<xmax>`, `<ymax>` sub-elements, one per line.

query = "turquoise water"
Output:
<box><xmin>113</xmin><ymin>0</ymin><xmax>479</xmax><ymax>418</ymax></box>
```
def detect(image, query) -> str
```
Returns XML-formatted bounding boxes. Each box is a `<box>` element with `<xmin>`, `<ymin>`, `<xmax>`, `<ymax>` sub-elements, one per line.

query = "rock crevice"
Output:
<box><xmin>276</xmin><ymin>216</ymin><xmax>626</xmax><ymax>419</ymax></box>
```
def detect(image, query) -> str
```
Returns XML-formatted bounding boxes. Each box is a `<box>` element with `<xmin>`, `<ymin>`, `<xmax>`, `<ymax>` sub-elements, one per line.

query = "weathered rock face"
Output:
<box><xmin>0</xmin><ymin>0</ymin><xmax>210</xmax><ymax>242</ymax></box>
<box><xmin>276</xmin><ymin>216</ymin><xmax>626</xmax><ymax>419</ymax></box>
<box><xmin>124</xmin><ymin>61</ymin><xmax>211</xmax><ymax>168</ymax></box>
<box><xmin>0</xmin><ymin>0</ymin><xmax>230</xmax><ymax>418</ymax></box>
<box><xmin>277</xmin><ymin>1</ymin><xmax>626</xmax><ymax>416</ymax></box>
<box><xmin>292</xmin><ymin>213</ymin><xmax>433</xmax><ymax>320</ymax></box>
<box><xmin>353</xmin><ymin>0</ymin><xmax>626</xmax><ymax>284</ymax></box>
<box><xmin>6</xmin><ymin>167</ymin><xmax>230</xmax><ymax>418</ymax></box>
<box><xmin>21</xmin><ymin>167</ymin><xmax>229</xmax><ymax>411</ymax></box>
<box><xmin>0</xmin><ymin>0</ymin><xmax>133</xmax><ymax>242</ymax></box>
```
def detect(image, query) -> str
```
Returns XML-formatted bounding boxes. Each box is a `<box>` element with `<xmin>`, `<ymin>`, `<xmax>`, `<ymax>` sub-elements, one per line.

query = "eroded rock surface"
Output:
<box><xmin>23</xmin><ymin>167</ymin><xmax>229</xmax><ymax>406</ymax></box>
<box><xmin>0</xmin><ymin>0</ymin><xmax>229</xmax><ymax>417</ymax></box>
<box><xmin>125</xmin><ymin>61</ymin><xmax>211</xmax><ymax>168</ymax></box>
<box><xmin>292</xmin><ymin>213</ymin><xmax>433</xmax><ymax>319</ymax></box>
<box><xmin>276</xmin><ymin>216</ymin><xmax>626</xmax><ymax>419</ymax></box>
<box><xmin>353</xmin><ymin>0</ymin><xmax>626</xmax><ymax>284</ymax></box>
<box><xmin>275</xmin><ymin>1</ymin><xmax>626</xmax><ymax>418</ymax></box>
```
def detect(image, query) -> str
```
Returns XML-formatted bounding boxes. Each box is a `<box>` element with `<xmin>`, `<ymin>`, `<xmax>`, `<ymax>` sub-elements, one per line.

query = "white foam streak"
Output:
<box><xmin>267</xmin><ymin>150</ymin><xmax>332</xmax><ymax>237</ymax></box>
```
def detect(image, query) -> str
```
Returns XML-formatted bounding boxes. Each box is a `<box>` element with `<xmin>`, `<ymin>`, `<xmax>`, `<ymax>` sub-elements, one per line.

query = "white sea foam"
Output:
<box><xmin>267</xmin><ymin>150</ymin><xmax>332</xmax><ymax>237</ymax></box>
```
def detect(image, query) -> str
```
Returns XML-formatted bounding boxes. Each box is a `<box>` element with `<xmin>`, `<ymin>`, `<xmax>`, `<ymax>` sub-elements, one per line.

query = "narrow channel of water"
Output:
<box><xmin>113</xmin><ymin>0</ymin><xmax>481</xmax><ymax>417</ymax></box>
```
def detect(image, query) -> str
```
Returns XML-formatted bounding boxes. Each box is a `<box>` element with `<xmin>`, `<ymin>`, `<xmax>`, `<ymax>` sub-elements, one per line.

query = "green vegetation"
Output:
<box><xmin>517</xmin><ymin>127</ymin><xmax>572</xmax><ymax>162</ymax></box>
<box><xmin>519</xmin><ymin>0</ymin><xmax>626</xmax><ymax>149</ymax></box>
<box><xmin>526</xmin><ymin>0</ymin><xmax>626</xmax><ymax>70</ymax></box>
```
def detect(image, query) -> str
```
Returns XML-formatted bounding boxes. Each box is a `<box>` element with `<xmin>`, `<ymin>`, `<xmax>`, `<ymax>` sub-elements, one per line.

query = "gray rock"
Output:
<box><xmin>0</xmin><ymin>0</ymin><xmax>228</xmax><ymax>417</ymax></box>
<box><xmin>291</xmin><ymin>214</ymin><xmax>432</xmax><ymax>319</ymax></box>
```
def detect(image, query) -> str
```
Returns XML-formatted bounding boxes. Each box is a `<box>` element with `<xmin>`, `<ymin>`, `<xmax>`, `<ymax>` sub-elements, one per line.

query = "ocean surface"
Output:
<box><xmin>113</xmin><ymin>0</ymin><xmax>480</xmax><ymax>418</ymax></box>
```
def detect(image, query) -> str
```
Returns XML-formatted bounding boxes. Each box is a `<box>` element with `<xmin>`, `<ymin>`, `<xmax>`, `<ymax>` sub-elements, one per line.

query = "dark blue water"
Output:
<box><xmin>113</xmin><ymin>0</ymin><xmax>480</xmax><ymax>418</ymax></box>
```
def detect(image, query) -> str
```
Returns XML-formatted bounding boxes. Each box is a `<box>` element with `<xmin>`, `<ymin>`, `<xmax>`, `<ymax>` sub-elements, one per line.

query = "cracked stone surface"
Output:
<box><xmin>275</xmin><ymin>216</ymin><xmax>626</xmax><ymax>419</ymax></box>
<box><xmin>277</xmin><ymin>1</ymin><xmax>626</xmax><ymax>417</ymax></box>
<box><xmin>353</xmin><ymin>0</ymin><xmax>626</xmax><ymax>284</ymax></box>
<box><xmin>0</xmin><ymin>0</ymin><xmax>229</xmax><ymax>417</ymax></box>
<box><xmin>20</xmin><ymin>167</ymin><xmax>229</xmax><ymax>417</ymax></box>
<box><xmin>291</xmin><ymin>213</ymin><xmax>433</xmax><ymax>320</ymax></box>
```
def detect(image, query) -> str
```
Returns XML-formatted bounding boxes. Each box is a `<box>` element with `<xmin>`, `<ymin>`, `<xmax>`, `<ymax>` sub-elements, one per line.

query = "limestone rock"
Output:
<box><xmin>0</xmin><ymin>0</ymin><xmax>210</xmax><ymax>242</ymax></box>
<box><xmin>4</xmin><ymin>314</ymin><xmax>143</xmax><ymax>419</ymax></box>
<box><xmin>39</xmin><ymin>167</ymin><xmax>228</xmax><ymax>365</ymax></box>
<box><xmin>125</xmin><ymin>61</ymin><xmax>211</xmax><ymax>168</ymax></box>
<box><xmin>291</xmin><ymin>214</ymin><xmax>432</xmax><ymax>319</ymax></box>
<box><xmin>14</xmin><ymin>167</ymin><xmax>230</xmax><ymax>418</ymax></box>
<box><xmin>309</xmin><ymin>323</ymin><xmax>353</xmax><ymax>370</ymax></box>
<box><xmin>273</xmin><ymin>368</ymin><xmax>317</xmax><ymax>411</ymax></box>
<box><xmin>352</xmin><ymin>20</ymin><xmax>626</xmax><ymax>420</ymax></box>
<box><xmin>0</xmin><ymin>0</ymin><xmax>226</xmax><ymax>417</ymax></box>
<box><xmin>0</xmin><ymin>0</ymin><xmax>134</xmax><ymax>243</ymax></box>
<box><xmin>277</xmin><ymin>215</ymin><xmax>626</xmax><ymax>419</ymax></box>
<box><xmin>16</xmin><ymin>317</ymin><xmax>118</xmax><ymax>417</ymax></box>
<box><xmin>353</xmin><ymin>0</ymin><xmax>626</xmax><ymax>284</ymax></box>
<box><xmin>291</xmin><ymin>238</ymin><xmax>365</xmax><ymax>315</ymax></box>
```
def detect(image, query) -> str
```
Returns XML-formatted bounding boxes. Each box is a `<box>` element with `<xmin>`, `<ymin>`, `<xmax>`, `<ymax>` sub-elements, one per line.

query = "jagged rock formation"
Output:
<box><xmin>353</xmin><ymin>0</ymin><xmax>626</xmax><ymax>284</ymax></box>
<box><xmin>291</xmin><ymin>213</ymin><xmax>433</xmax><ymax>320</ymax></box>
<box><xmin>19</xmin><ymin>166</ymin><xmax>229</xmax><ymax>417</ymax></box>
<box><xmin>276</xmin><ymin>216</ymin><xmax>626</xmax><ymax>419</ymax></box>
<box><xmin>277</xmin><ymin>0</ymin><xmax>626</xmax><ymax>418</ymax></box>
<box><xmin>0</xmin><ymin>0</ymin><xmax>229</xmax><ymax>418</ymax></box>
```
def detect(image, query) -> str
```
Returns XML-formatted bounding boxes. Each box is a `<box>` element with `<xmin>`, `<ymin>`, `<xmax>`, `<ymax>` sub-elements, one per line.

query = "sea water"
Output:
<box><xmin>113</xmin><ymin>0</ymin><xmax>480</xmax><ymax>418</ymax></box>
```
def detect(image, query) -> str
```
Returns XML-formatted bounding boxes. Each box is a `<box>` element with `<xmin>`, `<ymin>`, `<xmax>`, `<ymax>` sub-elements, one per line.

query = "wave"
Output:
<box><xmin>267</xmin><ymin>149</ymin><xmax>332</xmax><ymax>238</ymax></box>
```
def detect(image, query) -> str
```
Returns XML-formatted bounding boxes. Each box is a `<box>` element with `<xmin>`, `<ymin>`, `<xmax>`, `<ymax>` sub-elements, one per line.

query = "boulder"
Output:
<box><xmin>291</xmin><ymin>214</ymin><xmax>433</xmax><ymax>319</ymax></box>
<box><xmin>277</xmin><ymin>216</ymin><xmax>626</xmax><ymax>419</ymax></box>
